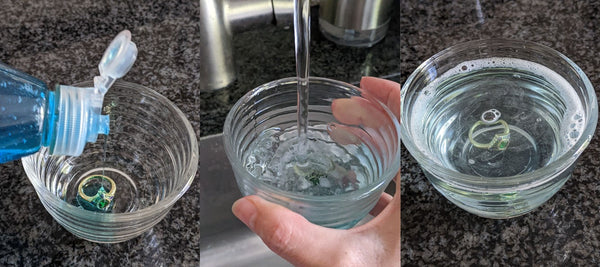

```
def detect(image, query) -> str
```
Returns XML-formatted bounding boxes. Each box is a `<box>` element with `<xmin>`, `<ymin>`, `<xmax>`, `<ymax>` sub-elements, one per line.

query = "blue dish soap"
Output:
<box><xmin>0</xmin><ymin>30</ymin><xmax>138</xmax><ymax>163</ymax></box>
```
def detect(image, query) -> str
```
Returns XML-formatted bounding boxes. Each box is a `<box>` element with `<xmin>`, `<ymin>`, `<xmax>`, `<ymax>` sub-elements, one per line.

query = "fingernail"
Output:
<box><xmin>360</xmin><ymin>76</ymin><xmax>367</xmax><ymax>88</ymax></box>
<box><xmin>232</xmin><ymin>198</ymin><xmax>257</xmax><ymax>230</ymax></box>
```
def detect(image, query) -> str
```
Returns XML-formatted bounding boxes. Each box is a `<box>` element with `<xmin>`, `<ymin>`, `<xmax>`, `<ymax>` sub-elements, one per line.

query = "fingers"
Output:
<box><xmin>327</xmin><ymin>123</ymin><xmax>362</xmax><ymax>145</ymax></box>
<box><xmin>360</xmin><ymin>76</ymin><xmax>401</xmax><ymax>119</ymax></box>
<box><xmin>354</xmin><ymin>172</ymin><xmax>400</xmax><ymax>235</ymax></box>
<box><xmin>232</xmin><ymin>195</ymin><xmax>343</xmax><ymax>267</ymax></box>
<box><xmin>366</xmin><ymin>174</ymin><xmax>399</xmax><ymax>217</ymax></box>
<box><xmin>351</xmin><ymin>172</ymin><xmax>401</xmax><ymax>265</ymax></box>
<box><xmin>331</xmin><ymin>96</ymin><xmax>388</xmax><ymax>129</ymax></box>
<box><xmin>369</xmin><ymin>191</ymin><xmax>393</xmax><ymax>217</ymax></box>
<box><xmin>328</xmin><ymin>122</ymin><xmax>378</xmax><ymax>146</ymax></box>
<box><xmin>331</xmin><ymin>77</ymin><xmax>400</xmax><ymax>129</ymax></box>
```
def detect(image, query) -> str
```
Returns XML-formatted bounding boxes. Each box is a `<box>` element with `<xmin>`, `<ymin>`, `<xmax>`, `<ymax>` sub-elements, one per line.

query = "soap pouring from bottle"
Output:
<box><xmin>0</xmin><ymin>30</ymin><xmax>137</xmax><ymax>163</ymax></box>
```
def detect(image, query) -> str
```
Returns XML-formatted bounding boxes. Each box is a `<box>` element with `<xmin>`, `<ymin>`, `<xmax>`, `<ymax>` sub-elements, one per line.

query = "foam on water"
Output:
<box><xmin>244</xmin><ymin>125</ymin><xmax>375</xmax><ymax>196</ymax></box>
<box><xmin>411</xmin><ymin>57</ymin><xmax>585</xmax><ymax>166</ymax></box>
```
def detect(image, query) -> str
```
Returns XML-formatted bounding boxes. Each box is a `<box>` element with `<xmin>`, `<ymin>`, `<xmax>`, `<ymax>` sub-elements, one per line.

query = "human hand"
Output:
<box><xmin>232</xmin><ymin>77</ymin><xmax>400</xmax><ymax>267</ymax></box>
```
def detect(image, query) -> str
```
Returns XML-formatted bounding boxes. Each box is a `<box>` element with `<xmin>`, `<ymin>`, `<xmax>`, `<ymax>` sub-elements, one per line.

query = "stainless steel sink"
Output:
<box><xmin>199</xmin><ymin>134</ymin><xmax>292</xmax><ymax>267</ymax></box>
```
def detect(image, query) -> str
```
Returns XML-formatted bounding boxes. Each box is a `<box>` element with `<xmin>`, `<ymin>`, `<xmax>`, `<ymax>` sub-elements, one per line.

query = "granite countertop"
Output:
<box><xmin>401</xmin><ymin>1</ymin><xmax>600</xmax><ymax>265</ymax></box>
<box><xmin>0</xmin><ymin>1</ymin><xmax>199</xmax><ymax>265</ymax></box>
<box><xmin>0</xmin><ymin>0</ymin><xmax>401</xmax><ymax>266</ymax></box>
<box><xmin>6</xmin><ymin>0</ymin><xmax>599</xmax><ymax>266</ymax></box>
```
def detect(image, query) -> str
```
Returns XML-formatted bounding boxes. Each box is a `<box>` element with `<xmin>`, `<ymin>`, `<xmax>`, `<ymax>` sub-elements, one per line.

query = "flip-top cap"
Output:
<box><xmin>51</xmin><ymin>30</ymin><xmax>137</xmax><ymax>156</ymax></box>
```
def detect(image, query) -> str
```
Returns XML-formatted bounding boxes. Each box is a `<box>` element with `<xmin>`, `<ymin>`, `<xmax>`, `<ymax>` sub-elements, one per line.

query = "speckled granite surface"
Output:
<box><xmin>401</xmin><ymin>1</ymin><xmax>600</xmax><ymax>265</ymax></box>
<box><xmin>0</xmin><ymin>1</ymin><xmax>199</xmax><ymax>266</ymax></box>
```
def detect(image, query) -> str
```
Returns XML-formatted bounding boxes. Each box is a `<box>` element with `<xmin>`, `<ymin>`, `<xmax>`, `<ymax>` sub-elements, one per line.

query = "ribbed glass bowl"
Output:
<box><xmin>22</xmin><ymin>81</ymin><xmax>198</xmax><ymax>243</ymax></box>
<box><xmin>224</xmin><ymin>77</ymin><xmax>400</xmax><ymax>229</ymax></box>
<box><xmin>401</xmin><ymin>39</ymin><xmax>598</xmax><ymax>218</ymax></box>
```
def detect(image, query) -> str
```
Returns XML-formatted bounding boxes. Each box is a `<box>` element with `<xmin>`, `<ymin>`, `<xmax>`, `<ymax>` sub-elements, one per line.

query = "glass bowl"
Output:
<box><xmin>223</xmin><ymin>77</ymin><xmax>400</xmax><ymax>229</ymax></box>
<box><xmin>22</xmin><ymin>81</ymin><xmax>198</xmax><ymax>243</ymax></box>
<box><xmin>401</xmin><ymin>39</ymin><xmax>598</xmax><ymax>218</ymax></box>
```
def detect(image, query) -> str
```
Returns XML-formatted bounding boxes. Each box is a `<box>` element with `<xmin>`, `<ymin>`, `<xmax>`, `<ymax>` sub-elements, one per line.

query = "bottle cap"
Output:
<box><xmin>51</xmin><ymin>30</ymin><xmax>137</xmax><ymax>156</ymax></box>
<box><xmin>95</xmin><ymin>30</ymin><xmax>137</xmax><ymax>94</ymax></box>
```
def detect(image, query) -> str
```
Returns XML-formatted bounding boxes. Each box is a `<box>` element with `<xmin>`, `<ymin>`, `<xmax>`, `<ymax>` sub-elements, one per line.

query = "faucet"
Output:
<box><xmin>199</xmin><ymin>0</ymin><xmax>294</xmax><ymax>91</ymax></box>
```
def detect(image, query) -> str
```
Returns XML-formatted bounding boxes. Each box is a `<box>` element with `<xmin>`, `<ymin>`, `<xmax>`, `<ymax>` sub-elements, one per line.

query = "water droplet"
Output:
<box><xmin>0</xmin><ymin>106</ymin><xmax>5</xmax><ymax>111</ymax></box>
<box><xmin>519</xmin><ymin>113</ymin><xmax>528</xmax><ymax>120</ymax></box>
<box><xmin>17</xmin><ymin>96</ymin><xmax>22</xmax><ymax>103</ymax></box>
<box><xmin>573</xmin><ymin>114</ymin><xmax>582</xmax><ymax>120</ymax></box>
<box><xmin>461</xmin><ymin>65</ymin><xmax>468</xmax><ymax>71</ymax></box>
<box><xmin>536</xmin><ymin>118</ymin><xmax>542</xmax><ymax>122</ymax></box>
<box><xmin>468</xmin><ymin>159</ymin><xmax>475</xmax><ymax>164</ymax></box>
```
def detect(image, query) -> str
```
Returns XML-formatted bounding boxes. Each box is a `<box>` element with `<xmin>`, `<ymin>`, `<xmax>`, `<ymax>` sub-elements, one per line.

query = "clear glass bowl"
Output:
<box><xmin>22</xmin><ymin>81</ymin><xmax>198</xmax><ymax>243</ymax></box>
<box><xmin>224</xmin><ymin>77</ymin><xmax>400</xmax><ymax>229</ymax></box>
<box><xmin>401</xmin><ymin>39</ymin><xmax>598</xmax><ymax>218</ymax></box>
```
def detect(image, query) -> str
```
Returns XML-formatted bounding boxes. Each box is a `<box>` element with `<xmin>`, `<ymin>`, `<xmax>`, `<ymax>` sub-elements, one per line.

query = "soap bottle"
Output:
<box><xmin>0</xmin><ymin>30</ymin><xmax>138</xmax><ymax>164</ymax></box>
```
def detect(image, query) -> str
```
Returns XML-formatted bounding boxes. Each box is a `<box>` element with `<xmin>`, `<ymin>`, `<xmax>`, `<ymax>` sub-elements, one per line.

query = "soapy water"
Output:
<box><xmin>411</xmin><ymin>57</ymin><xmax>585</xmax><ymax>177</ymax></box>
<box><xmin>244</xmin><ymin>125</ymin><xmax>378</xmax><ymax>196</ymax></box>
<box><xmin>245</xmin><ymin>0</ymin><xmax>382</xmax><ymax>196</ymax></box>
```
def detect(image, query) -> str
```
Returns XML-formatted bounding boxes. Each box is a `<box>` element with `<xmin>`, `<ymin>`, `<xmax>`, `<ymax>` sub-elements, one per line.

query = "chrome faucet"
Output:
<box><xmin>199</xmin><ymin>0</ymin><xmax>393</xmax><ymax>91</ymax></box>
<box><xmin>199</xmin><ymin>0</ymin><xmax>294</xmax><ymax>91</ymax></box>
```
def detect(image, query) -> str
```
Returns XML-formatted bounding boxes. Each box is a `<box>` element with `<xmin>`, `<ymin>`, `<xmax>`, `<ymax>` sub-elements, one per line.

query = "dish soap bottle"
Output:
<box><xmin>0</xmin><ymin>30</ymin><xmax>137</xmax><ymax>163</ymax></box>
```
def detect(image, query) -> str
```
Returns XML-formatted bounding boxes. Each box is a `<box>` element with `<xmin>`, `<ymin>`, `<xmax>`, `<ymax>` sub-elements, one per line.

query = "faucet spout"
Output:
<box><xmin>200</xmin><ymin>0</ymin><xmax>235</xmax><ymax>91</ymax></box>
<box><xmin>199</xmin><ymin>0</ymin><xmax>294</xmax><ymax>91</ymax></box>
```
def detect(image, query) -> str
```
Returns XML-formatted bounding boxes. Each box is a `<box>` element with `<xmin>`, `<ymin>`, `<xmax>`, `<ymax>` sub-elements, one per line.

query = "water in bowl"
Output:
<box><xmin>411</xmin><ymin>57</ymin><xmax>584</xmax><ymax>178</ymax></box>
<box><xmin>45</xmin><ymin>143</ymin><xmax>157</xmax><ymax>214</ymax></box>
<box><xmin>243</xmin><ymin>0</ymin><xmax>377</xmax><ymax>197</ymax></box>
<box><xmin>244</xmin><ymin>125</ymin><xmax>378</xmax><ymax>196</ymax></box>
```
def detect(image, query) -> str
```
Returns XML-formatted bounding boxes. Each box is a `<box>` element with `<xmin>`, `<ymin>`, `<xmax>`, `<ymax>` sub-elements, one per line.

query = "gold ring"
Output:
<box><xmin>468</xmin><ymin>119</ymin><xmax>510</xmax><ymax>150</ymax></box>
<box><xmin>77</xmin><ymin>175</ymin><xmax>116</xmax><ymax>209</ymax></box>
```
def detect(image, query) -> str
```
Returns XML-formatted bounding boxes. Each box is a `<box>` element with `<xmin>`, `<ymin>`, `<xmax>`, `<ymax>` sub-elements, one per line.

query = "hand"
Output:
<box><xmin>232</xmin><ymin>77</ymin><xmax>401</xmax><ymax>267</ymax></box>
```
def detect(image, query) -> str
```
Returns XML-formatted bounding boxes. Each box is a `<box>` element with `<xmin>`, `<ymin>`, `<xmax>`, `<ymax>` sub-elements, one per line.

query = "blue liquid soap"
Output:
<box><xmin>0</xmin><ymin>30</ymin><xmax>138</xmax><ymax>163</ymax></box>
<box><xmin>1</xmin><ymin>63</ymin><xmax>59</xmax><ymax>162</ymax></box>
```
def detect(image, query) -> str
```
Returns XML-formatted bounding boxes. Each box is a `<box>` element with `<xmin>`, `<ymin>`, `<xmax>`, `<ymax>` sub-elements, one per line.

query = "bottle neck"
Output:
<box><xmin>43</xmin><ymin>85</ymin><xmax>110</xmax><ymax>157</ymax></box>
<box><xmin>41</xmin><ymin>90</ymin><xmax>58</xmax><ymax>151</ymax></box>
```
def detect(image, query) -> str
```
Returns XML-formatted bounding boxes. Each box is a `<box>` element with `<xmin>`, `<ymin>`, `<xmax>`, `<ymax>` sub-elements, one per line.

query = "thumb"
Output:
<box><xmin>232</xmin><ymin>195</ymin><xmax>344</xmax><ymax>266</ymax></box>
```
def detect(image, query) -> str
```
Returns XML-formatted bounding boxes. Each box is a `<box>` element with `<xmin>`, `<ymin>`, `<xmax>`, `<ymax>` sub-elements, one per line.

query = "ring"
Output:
<box><xmin>77</xmin><ymin>175</ymin><xmax>116</xmax><ymax>210</ymax></box>
<box><xmin>468</xmin><ymin>119</ymin><xmax>510</xmax><ymax>150</ymax></box>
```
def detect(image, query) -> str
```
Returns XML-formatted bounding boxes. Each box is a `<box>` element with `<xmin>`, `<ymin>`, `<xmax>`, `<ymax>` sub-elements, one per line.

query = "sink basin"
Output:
<box><xmin>199</xmin><ymin>134</ymin><xmax>292</xmax><ymax>267</ymax></box>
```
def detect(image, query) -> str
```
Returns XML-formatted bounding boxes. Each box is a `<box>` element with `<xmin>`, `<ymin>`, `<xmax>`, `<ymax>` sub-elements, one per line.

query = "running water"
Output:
<box><xmin>294</xmin><ymin>0</ymin><xmax>310</xmax><ymax>141</ymax></box>
<box><xmin>102</xmin><ymin>134</ymin><xmax>108</xmax><ymax>176</ymax></box>
<box><xmin>243</xmin><ymin>0</ymin><xmax>379</xmax><ymax>197</ymax></box>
